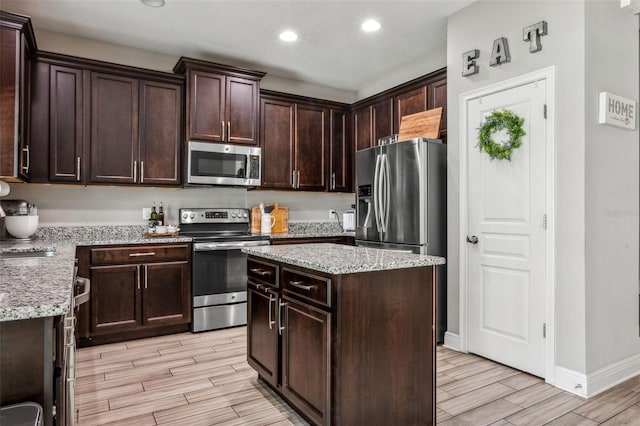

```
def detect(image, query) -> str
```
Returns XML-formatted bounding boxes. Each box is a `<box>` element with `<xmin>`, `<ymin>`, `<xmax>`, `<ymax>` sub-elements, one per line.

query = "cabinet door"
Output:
<box><xmin>281</xmin><ymin>298</ymin><xmax>330</xmax><ymax>426</ymax></box>
<box><xmin>429</xmin><ymin>78</ymin><xmax>447</xmax><ymax>139</ymax></box>
<box><xmin>139</xmin><ymin>80</ymin><xmax>182</xmax><ymax>185</ymax></box>
<box><xmin>372</xmin><ymin>98</ymin><xmax>393</xmax><ymax>145</ymax></box>
<box><xmin>247</xmin><ymin>283</ymin><xmax>279</xmax><ymax>388</ymax></box>
<box><xmin>142</xmin><ymin>261</ymin><xmax>190</xmax><ymax>326</ymax></box>
<box><xmin>329</xmin><ymin>108</ymin><xmax>352</xmax><ymax>192</ymax></box>
<box><xmin>90</xmin><ymin>72</ymin><xmax>138</xmax><ymax>184</ymax></box>
<box><xmin>90</xmin><ymin>264</ymin><xmax>141</xmax><ymax>334</ymax></box>
<box><xmin>394</xmin><ymin>86</ymin><xmax>427</xmax><ymax>133</ymax></box>
<box><xmin>295</xmin><ymin>103</ymin><xmax>328</xmax><ymax>191</ymax></box>
<box><xmin>0</xmin><ymin>26</ymin><xmax>20</xmax><ymax>179</ymax></box>
<box><xmin>353</xmin><ymin>105</ymin><xmax>372</xmax><ymax>152</ymax></box>
<box><xmin>49</xmin><ymin>65</ymin><xmax>84</xmax><ymax>183</ymax></box>
<box><xmin>188</xmin><ymin>70</ymin><xmax>224</xmax><ymax>142</ymax></box>
<box><xmin>261</xmin><ymin>97</ymin><xmax>294</xmax><ymax>188</ymax></box>
<box><xmin>226</xmin><ymin>76</ymin><xmax>259</xmax><ymax>145</ymax></box>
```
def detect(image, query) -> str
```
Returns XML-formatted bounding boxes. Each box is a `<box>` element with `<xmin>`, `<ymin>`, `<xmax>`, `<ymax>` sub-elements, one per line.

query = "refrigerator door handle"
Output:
<box><xmin>373</xmin><ymin>153</ymin><xmax>382</xmax><ymax>232</ymax></box>
<box><xmin>382</xmin><ymin>153</ymin><xmax>391</xmax><ymax>233</ymax></box>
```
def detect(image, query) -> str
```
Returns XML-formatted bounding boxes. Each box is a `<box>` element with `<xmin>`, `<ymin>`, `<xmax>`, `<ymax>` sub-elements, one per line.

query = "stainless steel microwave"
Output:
<box><xmin>186</xmin><ymin>141</ymin><xmax>261</xmax><ymax>187</ymax></box>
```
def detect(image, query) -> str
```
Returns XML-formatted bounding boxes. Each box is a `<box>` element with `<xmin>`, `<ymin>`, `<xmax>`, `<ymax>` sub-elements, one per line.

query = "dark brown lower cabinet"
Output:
<box><xmin>76</xmin><ymin>244</ymin><xmax>191</xmax><ymax>346</ymax></box>
<box><xmin>247</xmin><ymin>256</ymin><xmax>436</xmax><ymax>425</ymax></box>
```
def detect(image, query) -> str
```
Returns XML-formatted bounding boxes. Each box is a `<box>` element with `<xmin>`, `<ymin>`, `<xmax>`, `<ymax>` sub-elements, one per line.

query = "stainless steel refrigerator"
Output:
<box><xmin>355</xmin><ymin>137</ymin><xmax>447</xmax><ymax>341</ymax></box>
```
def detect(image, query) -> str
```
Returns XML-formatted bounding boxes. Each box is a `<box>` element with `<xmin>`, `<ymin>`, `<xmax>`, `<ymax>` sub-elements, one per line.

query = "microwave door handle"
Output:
<box><xmin>244</xmin><ymin>154</ymin><xmax>249</xmax><ymax>179</ymax></box>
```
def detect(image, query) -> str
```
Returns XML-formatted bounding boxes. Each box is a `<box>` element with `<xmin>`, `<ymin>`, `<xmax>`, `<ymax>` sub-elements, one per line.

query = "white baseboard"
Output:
<box><xmin>554</xmin><ymin>352</ymin><xmax>640</xmax><ymax>398</ymax></box>
<box><xmin>443</xmin><ymin>332</ymin><xmax>462</xmax><ymax>352</ymax></box>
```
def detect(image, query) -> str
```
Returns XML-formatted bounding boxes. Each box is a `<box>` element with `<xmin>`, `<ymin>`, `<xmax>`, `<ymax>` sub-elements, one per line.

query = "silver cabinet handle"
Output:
<box><xmin>291</xmin><ymin>170</ymin><xmax>296</xmax><ymax>188</ymax></box>
<box><xmin>221</xmin><ymin>121</ymin><xmax>225</xmax><ymax>140</ymax></box>
<box><xmin>331</xmin><ymin>172</ymin><xmax>336</xmax><ymax>190</ymax></box>
<box><xmin>76</xmin><ymin>157</ymin><xmax>81</xmax><ymax>181</ymax></box>
<box><xmin>289</xmin><ymin>280</ymin><xmax>315</xmax><ymax>291</ymax></box>
<box><xmin>133</xmin><ymin>160</ymin><xmax>137</xmax><ymax>183</ymax></box>
<box><xmin>296</xmin><ymin>170</ymin><xmax>300</xmax><ymax>189</ymax></box>
<box><xmin>227</xmin><ymin>121</ymin><xmax>231</xmax><ymax>141</ymax></box>
<box><xmin>278</xmin><ymin>300</ymin><xmax>287</xmax><ymax>335</ymax></box>
<box><xmin>73</xmin><ymin>276</ymin><xmax>90</xmax><ymax>307</ymax></box>
<box><xmin>466</xmin><ymin>235</ymin><xmax>479</xmax><ymax>244</ymax></box>
<box><xmin>144</xmin><ymin>264</ymin><xmax>148</xmax><ymax>289</ymax></box>
<box><xmin>22</xmin><ymin>145</ymin><xmax>30</xmax><ymax>173</ymax></box>
<box><xmin>129</xmin><ymin>252</ymin><xmax>155</xmax><ymax>257</ymax></box>
<box><xmin>268</xmin><ymin>292</ymin><xmax>276</xmax><ymax>330</ymax></box>
<box><xmin>250</xmin><ymin>268</ymin><xmax>272</xmax><ymax>277</ymax></box>
<box><xmin>136</xmin><ymin>265</ymin><xmax>141</xmax><ymax>290</ymax></box>
<box><xmin>140</xmin><ymin>161</ymin><xmax>144</xmax><ymax>183</ymax></box>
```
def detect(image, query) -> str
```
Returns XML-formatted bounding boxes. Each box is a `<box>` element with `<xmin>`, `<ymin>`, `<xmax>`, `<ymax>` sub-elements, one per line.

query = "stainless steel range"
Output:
<box><xmin>179</xmin><ymin>208</ymin><xmax>270</xmax><ymax>332</ymax></box>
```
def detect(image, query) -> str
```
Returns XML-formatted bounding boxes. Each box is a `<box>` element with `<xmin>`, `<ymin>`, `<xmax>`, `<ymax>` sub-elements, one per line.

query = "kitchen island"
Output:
<box><xmin>242</xmin><ymin>243</ymin><xmax>445</xmax><ymax>426</ymax></box>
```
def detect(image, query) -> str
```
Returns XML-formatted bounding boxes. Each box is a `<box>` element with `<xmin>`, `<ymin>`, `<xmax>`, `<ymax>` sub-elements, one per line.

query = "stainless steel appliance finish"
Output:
<box><xmin>355</xmin><ymin>137</ymin><xmax>447</xmax><ymax>341</ymax></box>
<box><xmin>56</xmin><ymin>273</ymin><xmax>90</xmax><ymax>426</ymax></box>
<box><xmin>180</xmin><ymin>208</ymin><xmax>270</xmax><ymax>332</ymax></box>
<box><xmin>186</xmin><ymin>141</ymin><xmax>261</xmax><ymax>187</ymax></box>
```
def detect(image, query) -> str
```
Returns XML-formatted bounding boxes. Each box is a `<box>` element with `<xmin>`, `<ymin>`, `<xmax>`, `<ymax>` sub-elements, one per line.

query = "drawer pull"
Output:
<box><xmin>289</xmin><ymin>280</ymin><xmax>315</xmax><ymax>291</ymax></box>
<box><xmin>129</xmin><ymin>252</ymin><xmax>156</xmax><ymax>257</ymax></box>
<box><xmin>250</xmin><ymin>268</ymin><xmax>272</xmax><ymax>276</ymax></box>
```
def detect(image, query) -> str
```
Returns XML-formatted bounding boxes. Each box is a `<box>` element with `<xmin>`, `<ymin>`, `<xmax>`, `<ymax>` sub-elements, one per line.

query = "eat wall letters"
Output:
<box><xmin>462</xmin><ymin>20</ymin><xmax>548</xmax><ymax>77</ymax></box>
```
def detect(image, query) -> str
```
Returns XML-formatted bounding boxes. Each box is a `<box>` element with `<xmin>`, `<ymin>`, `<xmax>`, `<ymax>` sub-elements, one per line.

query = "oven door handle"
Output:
<box><xmin>194</xmin><ymin>241</ymin><xmax>270</xmax><ymax>251</ymax></box>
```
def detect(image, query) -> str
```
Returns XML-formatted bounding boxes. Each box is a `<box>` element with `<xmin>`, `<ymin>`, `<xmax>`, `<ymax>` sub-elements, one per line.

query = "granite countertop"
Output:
<box><xmin>0</xmin><ymin>228</ymin><xmax>192</xmax><ymax>322</ymax></box>
<box><xmin>242</xmin><ymin>243</ymin><xmax>445</xmax><ymax>275</ymax></box>
<box><xmin>0</xmin><ymin>222</ymin><xmax>352</xmax><ymax>322</ymax></box>
<box><xmin>268</xmin><ymin>231</ymin><xmax>355</xmax><ymax>239</ymax></box>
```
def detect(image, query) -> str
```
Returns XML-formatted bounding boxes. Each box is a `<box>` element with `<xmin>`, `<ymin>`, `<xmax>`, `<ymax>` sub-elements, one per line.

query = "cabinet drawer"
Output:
<box><xmin>90</xmin><ymin>244</ymin><xmax>190</xmax><ymax>265</ymax></box>
<box><xmin>247</xmin><ymin>258</ymin><xmax>278</xmax><ymax>287</ymax></box>
<box><xmin>282</xmin><ymin>268</ymin><xmax>331</xmax><ymax>308</ymax></box>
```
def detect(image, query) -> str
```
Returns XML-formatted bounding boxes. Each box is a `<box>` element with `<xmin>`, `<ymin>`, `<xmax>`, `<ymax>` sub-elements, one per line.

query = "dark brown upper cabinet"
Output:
<box><xmin>0</xmin><ymin>12</ymin><xmax>36</xmax><ymax>182</ymax></box>
<box><xmin>352</xmin><ymin>67</ymin><xmax>447</xmax><ymax>152</ymax></box>
<box><xmin>28</xmin><ymin>52</ymin><xmax>184</xmax><ymax>186</ymax></box>
<box><xmin>260</xmin><ymin>90</ymin><xmax>349</xmax><ymax>192</ymax></box>
<box><xmin>174</xmin><ymin>57</ymin><xmax>265</xmax><ymax>145</ymax></box>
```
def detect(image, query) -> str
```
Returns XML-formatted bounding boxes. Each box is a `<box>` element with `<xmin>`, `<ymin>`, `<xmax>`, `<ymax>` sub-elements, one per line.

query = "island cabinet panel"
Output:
<box><xmin>246</xmin><ymin>256</ymin><xmax>436</xmax><ymax>425</ymax></box>
<box><xmin>77</xmin><ymin>244</ymin><xmax>191</xmax><ymax>346</ymax></box>
<box><xmin>281</xmin><ymin>298</ymin><xmax>331</xmax><ymax>426</ymax></box>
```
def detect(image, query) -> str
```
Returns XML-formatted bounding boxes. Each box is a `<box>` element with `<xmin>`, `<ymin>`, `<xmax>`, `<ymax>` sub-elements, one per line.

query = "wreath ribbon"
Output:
<box><xmin>477</xmin><ymin>110</ymin><xmax>526</xmax><ymax>160</ymax></box>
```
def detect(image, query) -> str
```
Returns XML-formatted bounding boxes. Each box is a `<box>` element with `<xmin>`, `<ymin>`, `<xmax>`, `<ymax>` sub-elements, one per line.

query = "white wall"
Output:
<box><xmin>584</xmin><ymin>1</ymin><xmax>640</xmax><ymax>373</ymax></box>
<box><xmin>448</xmin><ymin>0</ymin><xmax>640</xmax><ymax>385</ymax></box>
<box><xmin>447</xmin><ymin>1</ymin><xmax>588</xmax><ymax>373</ymax></box>
<box><xmin>4</xmin><ymin>182</ymin><xmax>354</xmax><ymax>226</ymax></box>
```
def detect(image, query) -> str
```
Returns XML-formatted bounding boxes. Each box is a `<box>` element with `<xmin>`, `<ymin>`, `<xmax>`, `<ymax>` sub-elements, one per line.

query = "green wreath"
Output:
<box><xmin>477</xmin><ymin>110</ymin><xmax>526</xmax><ymax>160</ymax></box>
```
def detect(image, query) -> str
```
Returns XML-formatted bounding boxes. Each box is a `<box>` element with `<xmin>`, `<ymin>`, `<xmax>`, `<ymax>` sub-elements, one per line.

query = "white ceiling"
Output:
<box><xmin>2</xmin><ymin>0</ymin><xmax>474</xmax><ymax>94</ymax></box>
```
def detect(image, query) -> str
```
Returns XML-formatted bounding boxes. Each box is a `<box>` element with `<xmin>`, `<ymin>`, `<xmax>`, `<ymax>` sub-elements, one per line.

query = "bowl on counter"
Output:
<box><xmin>154</xmin><ymin>225</ymin><xmax>168</xmax><ymax>234</ymax></box>
<box><xmin>5</xmin><ymin>215</ymin><xmax>39</xmax><ymax>239</ymax></box>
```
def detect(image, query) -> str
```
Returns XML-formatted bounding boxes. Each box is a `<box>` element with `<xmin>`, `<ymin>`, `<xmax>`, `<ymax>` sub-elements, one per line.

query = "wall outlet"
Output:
<box><xmin>328</xmin><ymin>209</ymin><xmax>337</xmax><ymax>218</ymax></box>
<box><xmin>142</xmin><ymin>207</ymin><xmax>151</xmax><ymax>220</ymax></box>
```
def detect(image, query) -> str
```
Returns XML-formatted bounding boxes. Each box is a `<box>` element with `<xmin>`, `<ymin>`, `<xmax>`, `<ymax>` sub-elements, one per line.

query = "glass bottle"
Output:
<box><xmin>150</xmin><ymin>202</ymin><xmax>158</xmax><ymax>226</ymax></box>
<box><xmin>158</xmin><ymin>202</ymin><xmax>165</xmax><ymax>226</ymax></box>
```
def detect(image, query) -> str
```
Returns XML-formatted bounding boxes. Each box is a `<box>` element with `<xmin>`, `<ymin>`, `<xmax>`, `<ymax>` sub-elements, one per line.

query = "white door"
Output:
<box><xmin>466</xmin><ymin>80</ymin><xmax>547</xmax><ymax>378</ymax></box>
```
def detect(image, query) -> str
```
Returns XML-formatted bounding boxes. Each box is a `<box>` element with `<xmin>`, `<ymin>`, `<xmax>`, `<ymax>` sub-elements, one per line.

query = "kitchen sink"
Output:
<box><xmin>0</xmin><ymin>250</ymin><xmax>56</xmax><ymax>259</ymax></box>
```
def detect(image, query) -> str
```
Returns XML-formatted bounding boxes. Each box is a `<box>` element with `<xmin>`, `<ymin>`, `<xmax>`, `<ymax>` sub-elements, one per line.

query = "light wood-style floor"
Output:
<box><xmin>75</xmin><ymin>327</ymin><xmax>640</xmax><ymax>425</ymax></box>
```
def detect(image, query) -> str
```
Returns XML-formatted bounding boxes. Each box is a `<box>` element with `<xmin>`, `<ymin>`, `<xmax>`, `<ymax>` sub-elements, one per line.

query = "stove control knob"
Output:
<box><xmin>243</xmin><ymin>213</ymin><xmax>248</xmax><ymax>218</ymax></box>
<box><xmin>190</xmin><ymin>213</ymin><xmax>196</xmax><ymax>219</ymax></box>
<box><xmin>182</xmin><ymin>213</ymin><xmax>189</xmax><ymax>220</ymax></box>
<box><xmin>231</xmin><ymin>213</ymin><xmax>236</xmax><ymax>218</ymax></box>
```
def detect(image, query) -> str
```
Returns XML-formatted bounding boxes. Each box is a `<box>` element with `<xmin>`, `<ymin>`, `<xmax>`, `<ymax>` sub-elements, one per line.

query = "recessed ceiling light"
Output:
<box><xmin>140</xmin><ymin>0</ymin><xmax>165</xmax><ymax>7</ymax></box>
<box><xmin>361</xmin><ymin>19</ymin><xmax>381</xmax><ymax>32</ymax></box>
<box><xmin>279</xmin><ymin>30</ymin><xmax>298</xmax><ymax>42</ymax></box>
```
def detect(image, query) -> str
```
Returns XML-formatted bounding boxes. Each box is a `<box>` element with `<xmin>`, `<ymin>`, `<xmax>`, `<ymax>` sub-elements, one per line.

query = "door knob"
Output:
<box><xmin>466</xmin><ymin>235</ymin><xmax>479</xmax><ymax>244</ymax></box>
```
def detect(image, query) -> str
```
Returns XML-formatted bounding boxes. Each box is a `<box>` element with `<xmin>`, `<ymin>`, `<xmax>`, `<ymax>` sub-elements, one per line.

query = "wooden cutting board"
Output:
<box><xmin>398</xmin><ymin>107</ymin><xmax>443</xmax><ymax>141</ymax></box>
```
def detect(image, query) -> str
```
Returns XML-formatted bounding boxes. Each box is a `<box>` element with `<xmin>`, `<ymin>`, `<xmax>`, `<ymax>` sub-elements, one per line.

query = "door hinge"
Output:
<box><xmin>543</xmin><ymin>323</ymin><xmax>547</xmax><ymax>338</ymax></box>
<box><xmin>543</xmin><ymin>214</ymin><xmax>547</xmax><ymax>229</ymax></box>
<box><xmin>544</xmin><ymin>104</ymin><xmax>547</xmax><ymax>119</ymax></box>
